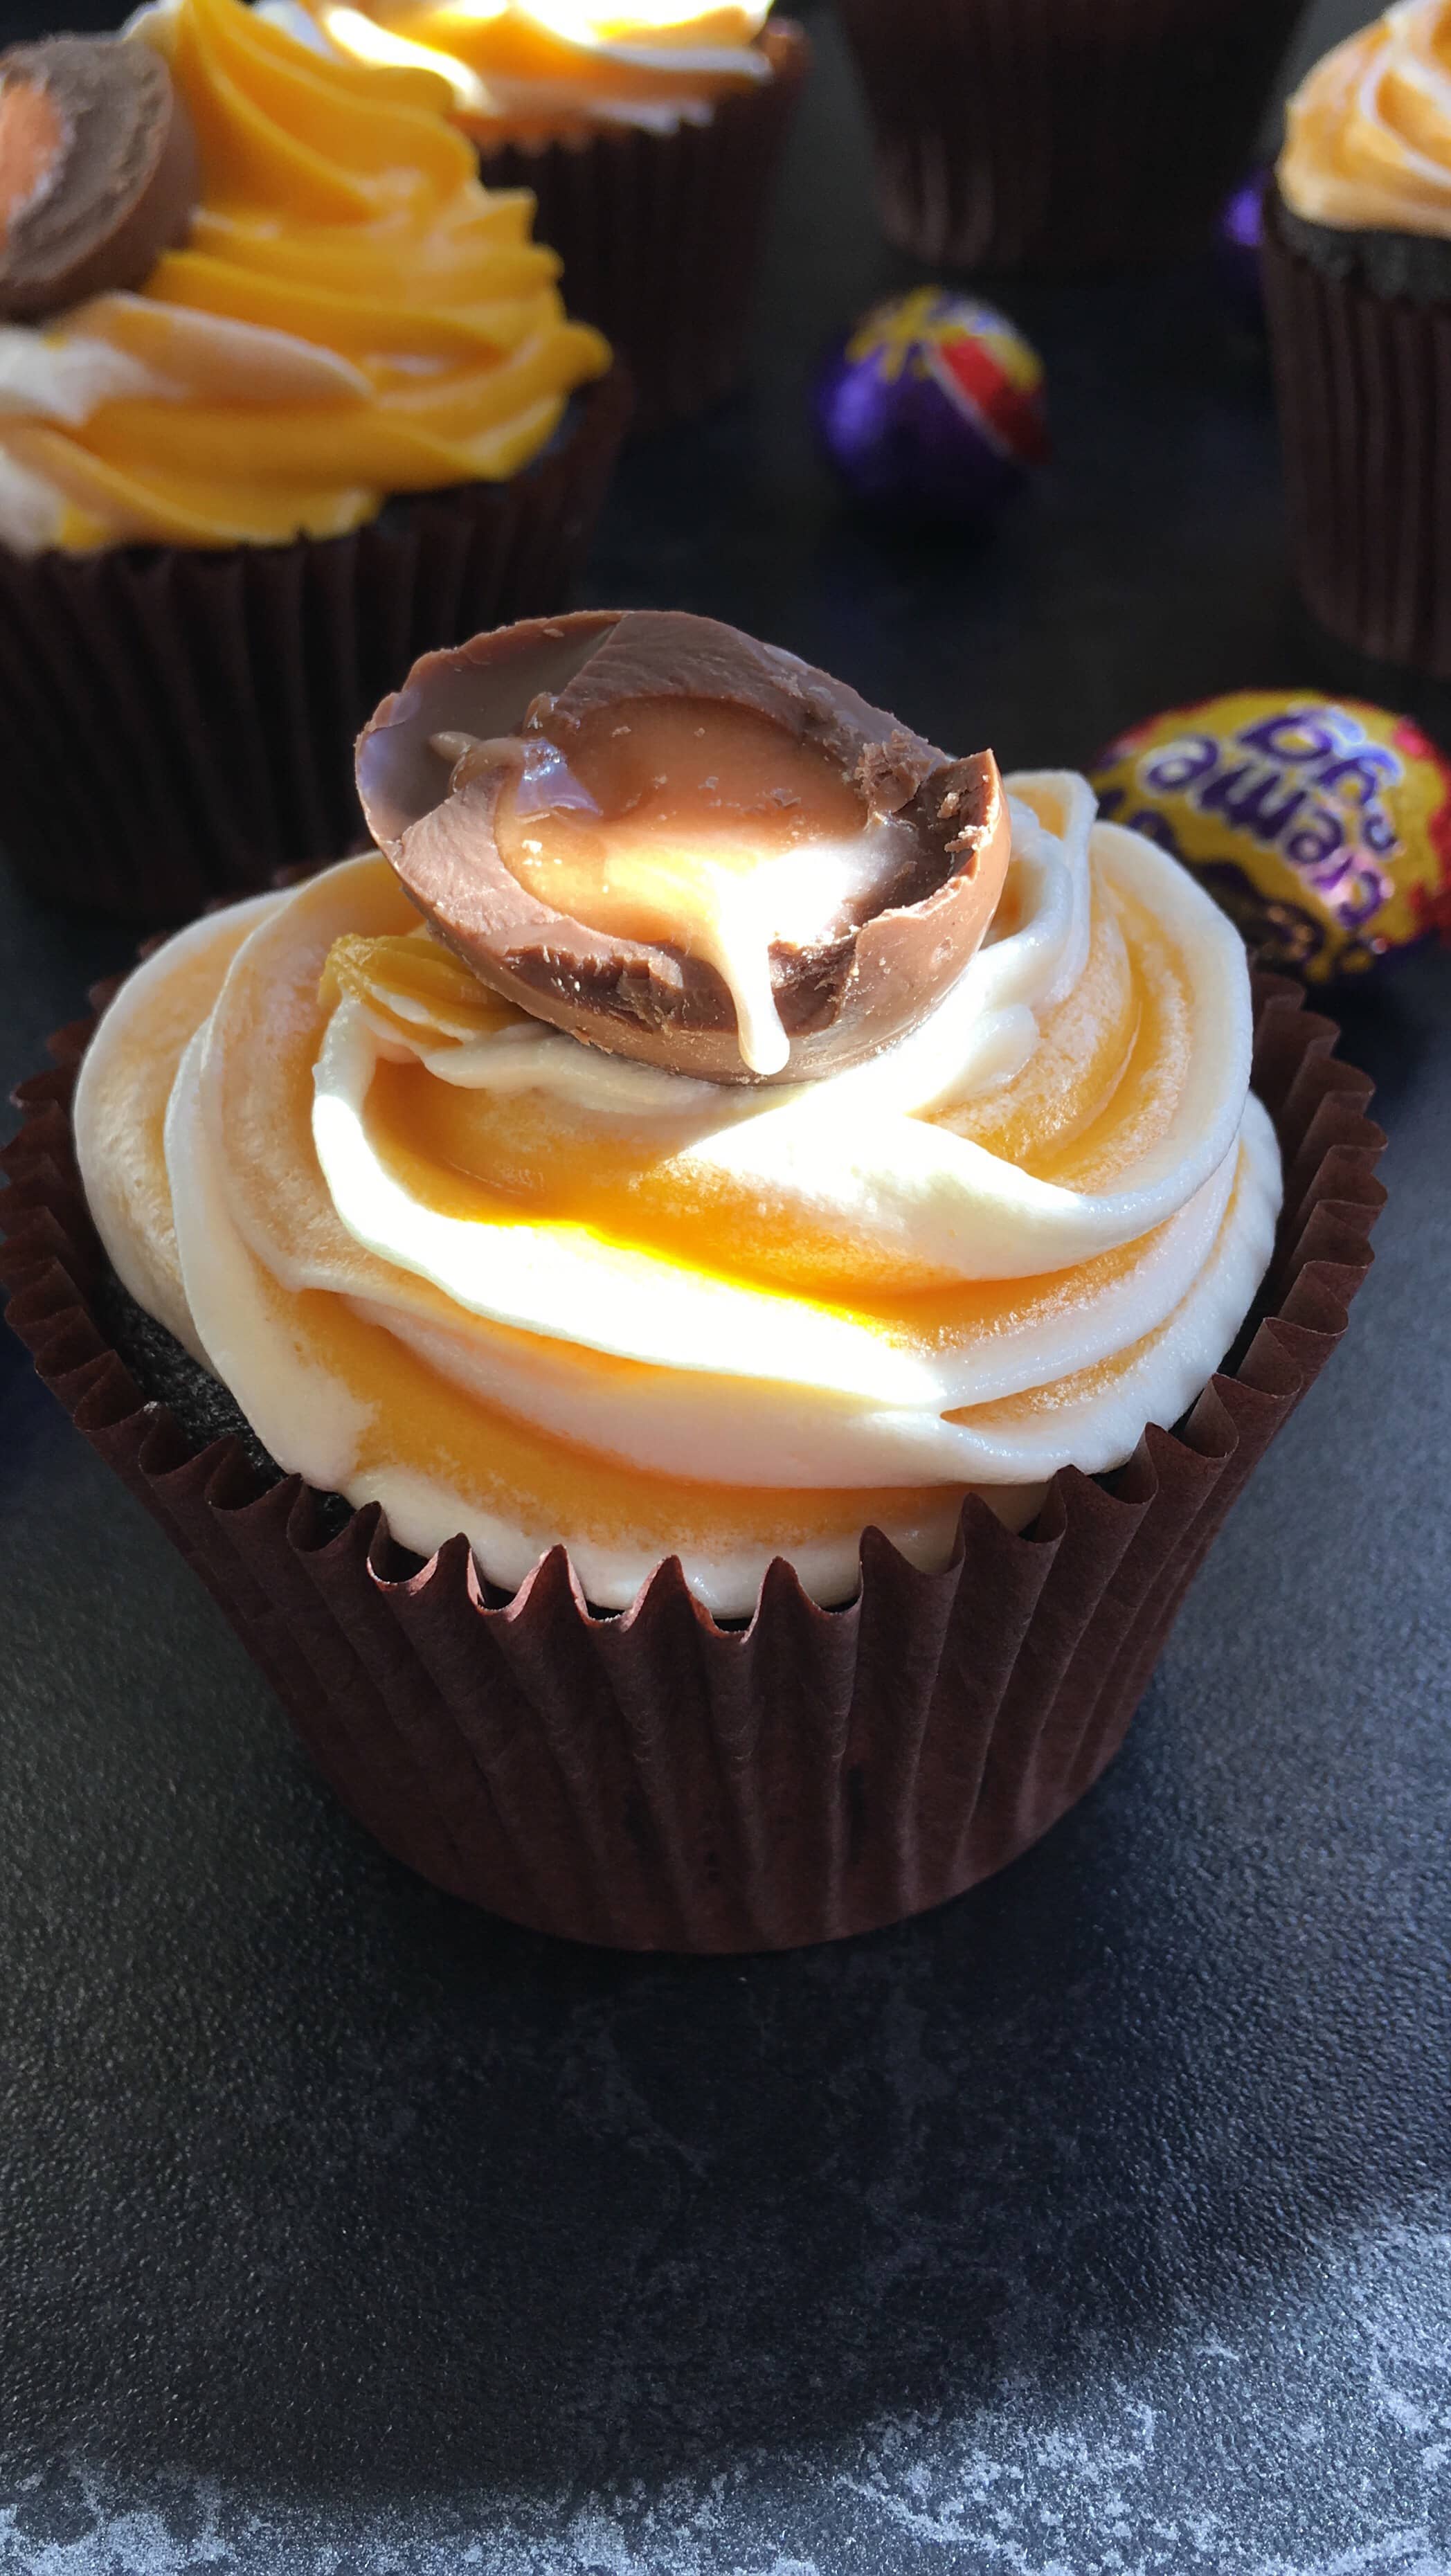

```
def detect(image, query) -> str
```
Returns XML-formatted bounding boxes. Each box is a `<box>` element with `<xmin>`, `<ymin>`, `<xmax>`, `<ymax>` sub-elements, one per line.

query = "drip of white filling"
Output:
<box><xmin>651</xmin><ymin>829</ymin><xmax>900</xmax><ymax>1076</ymax></box>
<box><xmin>429</xmin><ymin>721</ymin><xmax>909</xmax><ymax>1077</ymax></box>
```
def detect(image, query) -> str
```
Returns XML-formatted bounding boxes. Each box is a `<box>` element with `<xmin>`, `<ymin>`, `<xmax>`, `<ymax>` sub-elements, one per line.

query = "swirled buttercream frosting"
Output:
<box><xmin>300</xmin><ymin>1</ymin><xmax>778</xmax><ymax>145</ymax></box>
<box><xmin>0</xmin><ymin>0</ymin><xmax>609</xmax><ymax>552</ymax></box>
<box><xmin>1279</xmin><ymin>0</ymin><xmax>1451</xmax><ymax>237</ymax></box>
<box><xmin>75</xmin><ymin>638</ymin><xmax>1281</xmax><ymax>1616</ymax></box>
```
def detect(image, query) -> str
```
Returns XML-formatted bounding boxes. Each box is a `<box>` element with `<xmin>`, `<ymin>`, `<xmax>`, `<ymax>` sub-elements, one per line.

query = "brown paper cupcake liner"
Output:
<box><xmin>478</xmin><ymin>24</ymin><xmax>807</xmax><ymax>431</ymax></box>
<box><xmin>1</xmin><ymin>972</ymin><xmax>1385</xmax><ymax>1951</ymax></box>
<box><xmin>1262</xmin><ymin>191</ymin><xmax>1451</xmax><ymax>679</ymax></box>
<box><xmin>835</xmin><ymin>0</ymin><xmax>1303</xmax><ymax>273</ymax></box>
<box><xmin>0</xmin><ymin>364</ymin><xmax>632</xmax><ymax>926</ymax></box>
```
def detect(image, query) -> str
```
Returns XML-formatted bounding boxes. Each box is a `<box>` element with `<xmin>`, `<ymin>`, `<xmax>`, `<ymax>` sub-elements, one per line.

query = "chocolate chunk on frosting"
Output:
<box><xmin>356</xmin><ymin>609</ymin><xmax>1012</xmax><ymax>1086</ymax></box>
<box><xmin>0</xmin><ymin>35</ymin><xmax>199</xmax><ymax>322</ymax></box>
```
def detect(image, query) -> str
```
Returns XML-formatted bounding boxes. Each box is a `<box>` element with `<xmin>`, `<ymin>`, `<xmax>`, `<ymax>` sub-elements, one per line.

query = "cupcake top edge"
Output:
<box><xmin>0</xmin><ymin>0</ymin><xmax>611</xmax><ymax>557</ymax></box>
<box><xmin>355</xmin><ymin>609</ymin><xmax>1013</xmax><ymax>1086</ymax></box>
<box><xmin>1279</xmin><ymin>0</ymin><xmax>1451</xmax><ymax>240</ymax></box>
<box><xmin>285</xmin><ymin>0</ymin><xmax>784</xmax><ymax>148</ymax></box>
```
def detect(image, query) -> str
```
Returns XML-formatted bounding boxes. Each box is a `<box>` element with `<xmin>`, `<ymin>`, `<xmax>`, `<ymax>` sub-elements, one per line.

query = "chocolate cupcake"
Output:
<box><xmin>0</xmin><ymin>0</ymin><xmax>627</xmax><ymax>921</ymax></box>
<box><xmin>298</xmin><ymin>0</ymin><xmax>807</xmax><ymax>429</ymax></box>
<box><xmin>1</xmin><ymin>613</ymin><xmax>1386</xmax><ymax>1951</ymax></box>
<box><xmin>835</xmin><ymin>0</ymin><xmax>1304</xmax><ymax>273</ymax></box>
<box><xmin>1263</xmin><ymin>1</ymin><xmax>1451</xmax><ymax>677</ymax></box>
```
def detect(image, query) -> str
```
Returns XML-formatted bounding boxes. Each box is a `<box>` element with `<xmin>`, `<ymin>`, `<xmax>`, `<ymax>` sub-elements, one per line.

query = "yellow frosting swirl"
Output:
<box><xmin>0</xmin><ymin>0</ymin><xmax>610</xmax><ymax>552</ymax></box>
<box><xmin>306</xmin><ymin>0</ymin><xmax>775</xmax><ymax>145</ymax></box>
<box><xmin>1279</xmin><ymin>0</ymin><xmax>1451</xmax><ymax>237</ymax></box>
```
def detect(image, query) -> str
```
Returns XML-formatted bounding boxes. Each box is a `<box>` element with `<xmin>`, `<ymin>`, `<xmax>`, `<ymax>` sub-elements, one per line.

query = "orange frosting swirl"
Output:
<box><xmin>304</xmin><ymin>0</ymin><xmax>776</xmax><ymax>146</ymax></box>
<box><xmin>1279</xmin><ymin>0</ymin><xmax>1451</xmax><ymax>236</ymax></box>
<box><xmin>0</xmin><ymin>0</ymin><xmax>610</xmax><ymax>551</ymax></box>
<box><xmin>72</xmin><ymin>772</ymin><xmax>1282</xmax><ymax>1616</ymax></box>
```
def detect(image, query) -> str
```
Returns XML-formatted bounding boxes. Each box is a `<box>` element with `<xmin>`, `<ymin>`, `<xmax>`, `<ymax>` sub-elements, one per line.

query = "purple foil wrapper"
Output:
<box><xmin>1217</xmin><ymin>168</ymin><xmax>1268</xmax><ymax>328</ymax></box>
<box><xmin>815</xmin><ymin>289</ymin><xmax>1047</xmax><ymax>523</ymax></box>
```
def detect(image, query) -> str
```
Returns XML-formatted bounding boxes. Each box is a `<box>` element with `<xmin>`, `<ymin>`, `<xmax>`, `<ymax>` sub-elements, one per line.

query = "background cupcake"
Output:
<box><xmin>0</xmin><ymin>0</ymin><xmax>627</xmax><ymax>921</ymax></box>
<box><xmin>297</xmin><ymin>0</ymin><xmax>809</xmax><ymax>427</ymax></box>
<box><xmin>834</xmin><ymin>0</ymin><xmax>1306</xmax><ymax>273</ymax></box>
<box><xmin>1263</xmin><ymin>0</ymin><xmax>1451</xmax><ymax>676</ymax></box>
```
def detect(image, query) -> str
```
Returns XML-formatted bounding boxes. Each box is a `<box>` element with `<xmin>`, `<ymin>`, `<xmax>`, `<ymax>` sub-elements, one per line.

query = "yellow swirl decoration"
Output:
<box><xmin>0</xmin><ymin>0</ymin><xmax>610</xmax><ymax>550</ymax></box>
<box><xmin>1279</xmin><ymin>0</ymin><xmax>1451</xmax><ymax>237</ymax></box>
<box><xmin>304</xmin><ymin>1</ymin><xmax>775</xmax><ymax>146</ymax></box>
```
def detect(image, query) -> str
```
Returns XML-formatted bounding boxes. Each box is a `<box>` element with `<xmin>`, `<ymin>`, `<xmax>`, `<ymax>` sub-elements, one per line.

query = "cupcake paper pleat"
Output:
<box><xmin>836</xmin><ymin>0</ymin><xmax>1304</xmax><ymax>273</ymax></box>
<box><xmin>1263</xmin><ymin>192</ymin><xmax>1451</xmax><ymax>678</ymax></box>
<box><xmin>1</xmin><ymin>973</ymin><xmax>1385</xmax><ymax>1951</ymax></box>
<box><xmin>477</xmin><ymin>25</ymin><xmax>808</xmax><ymax>431</ymax></box>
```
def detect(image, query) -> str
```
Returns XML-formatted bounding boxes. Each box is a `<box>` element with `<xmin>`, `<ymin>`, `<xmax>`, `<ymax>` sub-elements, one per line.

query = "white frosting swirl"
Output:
<box><xmin>75</xmin><ymin>772</ymin><xmax>1280</xmax><ymax>1615</ymax></box>
<box><xmin>301</xmin><ymin>0</ymin><xmax>775</xmax><ymax>138</ymax></box>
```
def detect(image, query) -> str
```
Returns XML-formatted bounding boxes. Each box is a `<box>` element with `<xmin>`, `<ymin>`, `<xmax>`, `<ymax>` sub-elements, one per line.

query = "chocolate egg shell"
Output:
<box><xmin>0</xmin><ymin>35</ymin><xmax>199</xmax><ymax>323</ymax></box>
<box><xmin>357</xmin><ymin>610</ymin><xmax>1012</xmax><ymax>1087</ymax></box>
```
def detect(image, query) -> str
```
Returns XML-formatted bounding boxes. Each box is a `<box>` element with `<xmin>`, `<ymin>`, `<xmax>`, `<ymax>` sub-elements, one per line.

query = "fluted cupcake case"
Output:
<box><xmin>477</xmin><ymin>24</ymin><xmax>808</xmax><ymax>431</ymax></box>
<box><xmin>1261</xmin><ymin>191</ymin><xmax>1451</xmax><ymax>678</ymax></box>
<box><xmin>834</xmin><ymin>0</ymin><xmax>1304</xmax><ymax>273</ymax></box>
<box><xmin>1</xmin><ymin>971</ymin><xmax>1385</xmax><ymax>1952</ymax></box>
<box><xmin>0</xmin><ymin>366</ymin><xmax>632</xmax><ymax>925</ymax></box>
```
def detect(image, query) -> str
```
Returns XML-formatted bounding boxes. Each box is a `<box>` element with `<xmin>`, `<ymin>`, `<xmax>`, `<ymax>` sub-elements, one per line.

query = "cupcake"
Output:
<box><xmin>834</xmin><ymin>0</ymin><xmax>1305</xmax><ymax>273</ymax></box>
<box><xmin>0</xmin><ymin>0</ymin><xmax>627</xmax><ymax>921</ymax></box>
<box><xmin>296</xmin><ymin>0</ymin><xmax>808</xmax><ymax>427</ymax></box>
<box><xmin>1263</xmin><ymin>1</ymin><xmax>1451</xmax><ymax>677</ymax></box>
<box><xmin>2</xmin><ymin>613</ymin><xmax>1385</xmax><ymax>1951</ymax></box>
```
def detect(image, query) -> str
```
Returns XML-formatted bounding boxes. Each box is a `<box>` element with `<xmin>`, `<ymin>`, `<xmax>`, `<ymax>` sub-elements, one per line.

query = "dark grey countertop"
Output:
<box><xmin>3</xmin><ymin>3</ymin><xmax>1450</xmax><ymax>2571</ymax></box>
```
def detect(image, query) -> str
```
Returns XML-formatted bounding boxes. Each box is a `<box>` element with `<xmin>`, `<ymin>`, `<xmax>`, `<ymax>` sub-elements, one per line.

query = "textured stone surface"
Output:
<box><xmin>3</xmin><ymin>1</ymin><xmax>1450</xmax><ymax>2569</ymax></box>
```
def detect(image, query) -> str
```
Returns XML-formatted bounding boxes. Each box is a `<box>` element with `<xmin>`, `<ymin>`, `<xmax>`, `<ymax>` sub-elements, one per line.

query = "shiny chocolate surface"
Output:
<box><xmin>359</xmin><ymin>610</ymin><xmax>1007</xmax><ymax>1083</ymax></box>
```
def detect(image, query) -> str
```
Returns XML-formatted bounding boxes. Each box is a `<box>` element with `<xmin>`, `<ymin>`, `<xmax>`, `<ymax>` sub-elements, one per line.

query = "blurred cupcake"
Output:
<box><xmin>835</xmin><ymin>0</ymin><xmax>1304</xmax><ymax>273</ymax></box>
<box><xmin>1263</xmin><ymin>1</ymin><xmax>1451</xmax><ymax>676</ymax></box>
<box><xmin>3</xmin><ymin>613</ymin><xmax>1385</xmax><ymax>1949</ymax></box>
<box><xmin>301</xmin><ymin>0</ymin><xmax>808</xmax><ymax>426</ymax></box>
<box><xmin>0</xmin><ymin>0</ymin><xmax>625</xmax><ymax>921</ymax></box>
